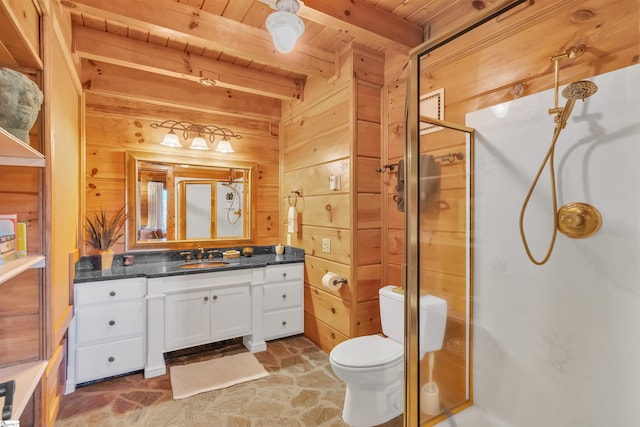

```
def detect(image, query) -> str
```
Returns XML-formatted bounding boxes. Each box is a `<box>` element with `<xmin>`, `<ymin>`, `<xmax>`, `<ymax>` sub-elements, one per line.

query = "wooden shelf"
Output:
<box><xmin>0</xmin><ymin>361</ymin><xmax>48</xmax><ymax>420</ymax></box>
<box><xmin>0</xmin><ymin>255</ymin><xmax>45</xmax><ymax>285</ymax></box>
<box><xmin>0</xmin><ymin>127</ymin><xmax>45</xmax><ymax>167</ymax></box>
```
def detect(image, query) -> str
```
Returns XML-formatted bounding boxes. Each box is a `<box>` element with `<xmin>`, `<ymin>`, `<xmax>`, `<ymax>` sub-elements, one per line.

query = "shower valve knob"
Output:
<box><xmin>557</xmin><ymin>202</ymin><xmax>602</xmax><ymax>239</ymax></box>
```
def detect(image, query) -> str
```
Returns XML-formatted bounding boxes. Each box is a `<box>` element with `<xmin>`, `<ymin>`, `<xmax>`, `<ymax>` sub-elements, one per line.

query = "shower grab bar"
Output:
<box><xmin>376</xmin><ymin>152</ymin><xmax>465</xmax><ymax>172</ymax></box>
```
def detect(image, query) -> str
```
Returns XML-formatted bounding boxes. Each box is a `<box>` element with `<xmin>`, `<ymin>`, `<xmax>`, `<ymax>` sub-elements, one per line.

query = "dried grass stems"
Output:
<box><xmin>84</xmin><ymin>206</ymin><xmax>130</xmax><ymax>251</ymax></box>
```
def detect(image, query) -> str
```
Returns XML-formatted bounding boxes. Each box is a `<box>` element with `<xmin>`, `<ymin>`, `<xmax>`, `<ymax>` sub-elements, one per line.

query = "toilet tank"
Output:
<box><xmin>418</xmin><ymin>293</ymin><xmax>447</xmax><ymax>359</ymax></box>
<box><xmin>379</xmin><ymin>285</ymin><xmax>447</xmax><ymax>359</ymax></box>
<box><xmin>379</xmin><ymin>285</ymin><xmax>405</xmax><ymax>343</ymax></box>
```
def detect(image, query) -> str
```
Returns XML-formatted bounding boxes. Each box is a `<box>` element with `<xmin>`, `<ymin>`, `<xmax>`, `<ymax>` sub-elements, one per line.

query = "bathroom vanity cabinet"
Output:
<box><xmin>164</xmin><ymin>283</ymin><xmax>251</xmax><ymax>351</ymax></box>
<box><xmin>145</xmin><ymin>268</ymin><xmax>263</xmax><ymax>378</ymax></box>
<box><xmin>263</xmin><ymin>264</ymin><xmax>304</xmax><ymax>340</ymax></box>
<box><xmin>66</xmin><ymin>257</ymin><xmax>304</xmax><ymax>391</ymax></box>
<box><xmin>66</xmin><ymin>278</ymin><xmax>146</xmax><ymax>390</ymax></box>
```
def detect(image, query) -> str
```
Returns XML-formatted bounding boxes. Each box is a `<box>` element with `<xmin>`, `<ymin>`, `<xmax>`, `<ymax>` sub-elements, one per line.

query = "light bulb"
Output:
<box><xmin>160</xmin><ymin>132</ymin><xmax>181</xmax><ymax>147</ymax></box>
<box><xmin>266</xmin><ymin>11</ymin><xmax>304</xmax><ymax>53</ymax></box>
<box><xmin>214</xmin><ymin>140</ymin><xmax>234</xmax><ymax>153</ymax></box>
<box><xmin>189</xmin><ymin>136</ymin><xmax>209</xmax><ymax>150</ymax></box>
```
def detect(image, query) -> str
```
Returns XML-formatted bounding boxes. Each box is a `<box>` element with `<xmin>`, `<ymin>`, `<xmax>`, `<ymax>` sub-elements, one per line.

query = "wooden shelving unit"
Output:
<box><xmin>0</xmin><ymin>361</ymin><xmax>48</xmax><ymax>421</ymax></box>
<box><xmin>0</xmin><ymin>122</ymin><xmax>46</xmax><ymax>421</ymax></box>
<box><xmin>0</xmin><ymin>126</ymin><xmax>45</xmax><ymax>167</ymax></box>
<box><xmin>0</xmin><ymin>126</ymin><xmax>46</xmax><ymax>288</ymax></box>
<box><xmin>0</xmin><ymin>254</ymin><xmax>46</xmax><ymax>285</ymax></box>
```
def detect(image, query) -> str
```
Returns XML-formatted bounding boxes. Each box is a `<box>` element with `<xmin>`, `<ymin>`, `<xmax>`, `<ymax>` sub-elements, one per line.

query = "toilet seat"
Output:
<box><xmin>330</xmin><ymin>335</ymin><xmax>403</xmax><ymax>368</ymax></box>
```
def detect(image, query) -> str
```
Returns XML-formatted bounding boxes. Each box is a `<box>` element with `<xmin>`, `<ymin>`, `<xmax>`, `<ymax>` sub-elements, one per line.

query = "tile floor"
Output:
<box><xmin>56</xmin><ymin>335</ymin><xmax>403</xmax><ymax>427</ymax></box>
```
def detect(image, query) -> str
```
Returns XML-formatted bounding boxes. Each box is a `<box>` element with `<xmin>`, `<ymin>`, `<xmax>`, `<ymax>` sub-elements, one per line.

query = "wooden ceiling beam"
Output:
<box><xmin>0</xmin><ymin>0</ymin><xmax>42</xmax><ymax>69</ymax></box>
<box><xmin>74</xmin><ymin>26</ymin><xmax>304</xmax><ymax>100</ymax></box>
<box><xmin>300</xmin><ymin>0</ymin><xmax>424</xmax><ymax>54</ymax></box>
<box><xmin>61</xmin><ymin>0</ymin><xmax>335</xmax><ymax>78</ymax></box>
<box><xmin>80</xmin><ymin>60</ymin><xmax>282</xmax><ymax>121</ymax></box>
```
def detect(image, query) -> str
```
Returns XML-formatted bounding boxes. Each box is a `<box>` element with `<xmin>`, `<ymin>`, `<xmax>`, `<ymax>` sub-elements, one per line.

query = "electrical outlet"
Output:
<box><xmin>322</xmin><ymin>238</ymin><xmax>331</xmax><ymax>253</ymax></box>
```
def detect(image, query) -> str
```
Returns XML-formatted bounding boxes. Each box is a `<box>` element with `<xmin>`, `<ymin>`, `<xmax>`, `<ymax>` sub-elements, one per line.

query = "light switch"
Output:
<box><xmin>329</xmin><ymin>175</ymin><xmax>340</xmax><ymax>190</ymax></box>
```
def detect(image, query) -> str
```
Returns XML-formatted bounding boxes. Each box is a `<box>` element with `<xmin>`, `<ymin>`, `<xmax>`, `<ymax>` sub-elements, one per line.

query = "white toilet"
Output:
<box><xmin>329</xmin><ymin>285</ymin><xmax>447</xmax><ymax>427</ymax></box>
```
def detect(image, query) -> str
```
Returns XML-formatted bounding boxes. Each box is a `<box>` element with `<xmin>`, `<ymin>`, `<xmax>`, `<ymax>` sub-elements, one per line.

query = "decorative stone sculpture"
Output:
<box><xmin>0</xmin><ymin>68</ymin><xmax>44</xmax><ymax>143</ymax></box>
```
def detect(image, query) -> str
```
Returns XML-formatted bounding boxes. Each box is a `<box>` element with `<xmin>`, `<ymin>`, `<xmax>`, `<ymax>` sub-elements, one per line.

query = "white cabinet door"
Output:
<box><xmin>210</xmin><ymin>285</ymin><xmax>250</xmax><ymax>341</ymax></box>
<box><xmin>165</xmin><ymin>289</ymin><xmax>211</xmax><ymax>351</ymax></box>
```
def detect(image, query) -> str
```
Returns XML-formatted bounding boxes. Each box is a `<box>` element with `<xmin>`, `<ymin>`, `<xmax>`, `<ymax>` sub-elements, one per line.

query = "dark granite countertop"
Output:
<box><xmin>74</xmin><ymin>245</ymin><xmax>304</xmax><ymax>283</ymax></box>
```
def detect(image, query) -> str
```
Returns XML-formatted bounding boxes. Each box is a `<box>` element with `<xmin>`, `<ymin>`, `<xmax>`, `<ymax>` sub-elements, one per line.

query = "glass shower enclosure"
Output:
<box><xmin>402</xmin><ymin>2</ymin><xmax>528</xmax><ymax>424</ymax></box>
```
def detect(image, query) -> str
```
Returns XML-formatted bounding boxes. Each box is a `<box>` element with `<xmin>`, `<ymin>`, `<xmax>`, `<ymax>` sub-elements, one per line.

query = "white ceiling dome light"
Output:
<box><xmin>266</xmin><ymin>0</ymin><xmax>305</xmax><ymax>53</ymax></box>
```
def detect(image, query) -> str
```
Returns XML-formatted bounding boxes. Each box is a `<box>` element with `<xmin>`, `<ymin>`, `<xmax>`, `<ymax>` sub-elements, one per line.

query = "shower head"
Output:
<box><xmin>561</xmin><ymin>80</ymin><xmax>598</xmax><ymax>100</ymax></box>
<box><xmin>556</xmin><ymin>80</ymin><xmax>598</xmax><ymax>128</ymax></box>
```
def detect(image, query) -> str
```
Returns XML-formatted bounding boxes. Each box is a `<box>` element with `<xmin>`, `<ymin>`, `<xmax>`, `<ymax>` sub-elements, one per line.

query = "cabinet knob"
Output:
<box><xmin>108</xmin><ymin>356</ymin><xmax>115</xmax><ymax>363</ymax></box>
<box><xmin>204</xmin><ymin>296</ymin><xmax>209</xmax><ymax>302</ymax></box>
<box><xmin>331</xmin><ymin>307</ymin><xmax>336</xmax><ymax>314</ymax></box>
<box><xmin>282</xmin><ymin>273</ymin><xmax>287</xmax><ymax>278</ymax></box>
<box><xmin>282</xmin><ymin>294</ymin><xmax>287</xmax><ymax>299</ymax></box>
<box><xmin>282</xmin><ymin>321</ymin><xmax>287</xmax><ymax>326</ymax></box>
<box><xmin>331</xmin><ymin>333</ymin><xmax>336</xmax><ymax>339</ymax></box>
<box><xmin>109</xmin><ymin>291</ymin><xmax>116</xmax><ymax>297</ymax></box>
<box><xmin>108</xmin><ymin>320</ymin><xmax>115</xmax><ymax>326</ymax></box>
<box><xmin>213</xmin><ymin>295</ymin><xmax>218</xmax><ymax>300</ymax></box>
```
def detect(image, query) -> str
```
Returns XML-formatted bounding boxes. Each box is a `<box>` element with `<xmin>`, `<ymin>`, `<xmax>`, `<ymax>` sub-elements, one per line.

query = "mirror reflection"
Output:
<box><xmin>126</xmin><ymin>151</ymin><xmax>255</xmax><ymax>250</ymax></box>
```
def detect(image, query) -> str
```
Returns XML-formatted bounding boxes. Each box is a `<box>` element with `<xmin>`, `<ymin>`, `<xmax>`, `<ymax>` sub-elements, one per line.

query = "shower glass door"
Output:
<box><xmin>403</xmin><ymin>111</ymin><xmax>474</xmax><ymax>425</ymax></box>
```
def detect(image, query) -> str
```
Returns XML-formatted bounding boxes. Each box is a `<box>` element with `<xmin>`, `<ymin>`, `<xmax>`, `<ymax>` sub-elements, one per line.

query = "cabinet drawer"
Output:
<box><xmin>263</xmin><ymin>282</ymin><xmax>302</xmax><ymax>311</ymax></box>
<box><xmin>265</xmin><ymin>264</ymin><xmax>303</xmax><ymax>283</ymax></box>
<box><xmin>76</xmin><ymin>336</ymin><xmax>144</xmax><ymax>383</ymax></box>
<box><xmin>263</xmin><ymin>308</ymin><xmax>303</xmax><ymax>340</ymax></box>
<box><xmin>76</xmin><ymin>278</ymin><xmax>145</xmax><ymax>305</ymax></box>
<box><xmin>76</xmin><ymin>302</ymin><xmax>144</xmax><ymax>344</ymax></box>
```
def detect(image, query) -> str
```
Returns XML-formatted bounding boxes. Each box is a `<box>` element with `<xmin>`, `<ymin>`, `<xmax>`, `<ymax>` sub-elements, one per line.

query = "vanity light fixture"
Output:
<box><xmin>150</xmin><ymin>120</ymin><xmax>242</xmax><ymax>153</ymax></box>
<box><xmin>159</xmin><ymin>130</ymin><xmax>181</xmax><ymax>148</ymax></box>
<box><xmin>266</xmin><ymin>0</ymin><xmax>305</xmax><ymax>53</ymax></box>
<box><xmin>214</xmin><ymin>139</ymin><xmax>234</xmax><ymax>153</ymax></box>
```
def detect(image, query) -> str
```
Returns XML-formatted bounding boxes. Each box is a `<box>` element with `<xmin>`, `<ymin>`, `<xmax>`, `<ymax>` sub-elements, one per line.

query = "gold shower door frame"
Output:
<box><xmin>403</xmin><ymin>110</ymin><xmax>474</xmax><ymax>425</ymax></box>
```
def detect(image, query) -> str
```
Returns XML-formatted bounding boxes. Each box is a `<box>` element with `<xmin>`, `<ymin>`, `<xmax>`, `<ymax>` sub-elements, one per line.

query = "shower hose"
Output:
<box><xmin>518</xmin><ymin>125</ymin><xmax>563</xmax><ymax>265</ymax></box>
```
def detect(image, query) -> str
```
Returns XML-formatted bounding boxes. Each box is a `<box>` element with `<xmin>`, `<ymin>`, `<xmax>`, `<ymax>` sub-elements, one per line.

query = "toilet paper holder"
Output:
<box><xmin>322</xmin><ymin>272</ymin><xmax>348</xmax><ymax>291</ymax></box>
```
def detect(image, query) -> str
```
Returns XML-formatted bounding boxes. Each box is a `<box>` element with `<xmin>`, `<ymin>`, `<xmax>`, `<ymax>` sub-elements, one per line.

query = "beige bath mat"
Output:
<box><xmin>170</xmin><ymin>352</ymin><xmax>269</xmax><ymax>399</ymax></box>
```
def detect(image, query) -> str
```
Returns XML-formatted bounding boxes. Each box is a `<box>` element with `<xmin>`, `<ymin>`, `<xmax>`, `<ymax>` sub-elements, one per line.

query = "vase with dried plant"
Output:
<box><xmin>84</xmin><ymin>206</ymin><xmax>130</xmax><ymax>270</ymax></box>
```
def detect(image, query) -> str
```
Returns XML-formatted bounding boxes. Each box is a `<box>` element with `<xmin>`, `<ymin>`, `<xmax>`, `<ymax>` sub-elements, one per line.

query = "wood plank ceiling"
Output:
<box><xmin>58</xmin><ymin>0</ymin><xmax>513</xmax><ymax>102</ymax></box>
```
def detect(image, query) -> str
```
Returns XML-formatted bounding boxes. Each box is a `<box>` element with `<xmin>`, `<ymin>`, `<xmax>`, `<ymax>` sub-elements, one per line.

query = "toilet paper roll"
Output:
<box><xmin>322</xmin><ymin>272</ymin><xmax>343</xmax><ymax>291</ymax></box>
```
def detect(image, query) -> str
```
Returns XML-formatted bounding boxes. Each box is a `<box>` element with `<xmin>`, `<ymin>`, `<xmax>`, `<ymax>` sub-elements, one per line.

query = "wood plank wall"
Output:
<box><xmin>382</xmin><ymin>0</ymin><xmax>639</xmax><ymax>413</ymax></box>
<box><xmin>82</xmin><ymin>94</ymin><xmax>281</xmax><ymax>254</ymax></box>
<box><xmin>282</xmin><ymin>43</ymin><xmax>384</xmax><ymax>353</ymax></box>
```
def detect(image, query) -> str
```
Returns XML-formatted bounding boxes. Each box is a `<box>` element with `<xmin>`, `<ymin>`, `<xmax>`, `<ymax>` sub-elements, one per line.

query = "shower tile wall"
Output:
<box><xmin>466</xmin><ymin>64</ymin><xmax>639</xmax><ymax>426</ymax></box>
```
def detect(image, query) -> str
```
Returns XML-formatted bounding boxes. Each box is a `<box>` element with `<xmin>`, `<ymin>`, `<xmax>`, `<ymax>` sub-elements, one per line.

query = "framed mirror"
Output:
<box><xmin>126</xmin><ymin>151</ymin><xmax>256</xmax><ymax>251</ymax></box>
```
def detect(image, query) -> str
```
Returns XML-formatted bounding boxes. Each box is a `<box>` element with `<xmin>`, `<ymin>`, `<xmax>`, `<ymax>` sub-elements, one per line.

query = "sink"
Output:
<box><xmin>180</xmin><ymin>261</ymin><xmax>229</xmax><ymax>269</ymax></box>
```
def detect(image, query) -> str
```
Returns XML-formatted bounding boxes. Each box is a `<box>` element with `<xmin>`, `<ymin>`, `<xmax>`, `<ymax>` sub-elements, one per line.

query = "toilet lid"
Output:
<box><xmin>330</xmin><ymin>335</ymin><xmax>403</xmax><ymax>368</ymax></box>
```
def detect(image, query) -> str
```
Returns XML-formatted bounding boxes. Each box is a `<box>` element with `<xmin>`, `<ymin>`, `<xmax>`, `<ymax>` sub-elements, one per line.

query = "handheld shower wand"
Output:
<box><xmin>556</xmin><ymin>81</ymin><xmax>598</xmax><ymax>128</ymax></box>
<box><xmin>519</xmin><ymin>47</ymin><xmax>598</xmax><ymax>265</ymax></box>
